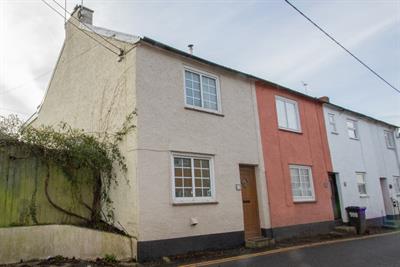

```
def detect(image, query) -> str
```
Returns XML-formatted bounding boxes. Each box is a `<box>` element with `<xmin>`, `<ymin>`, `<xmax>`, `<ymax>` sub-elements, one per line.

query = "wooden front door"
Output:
<box><xmin>239</xmin><ymin>165</ymin><xmax>261</xmax><ymax>239</ymax></box>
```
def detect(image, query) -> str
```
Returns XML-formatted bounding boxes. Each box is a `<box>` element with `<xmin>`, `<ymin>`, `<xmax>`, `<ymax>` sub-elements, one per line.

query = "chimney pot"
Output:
<box><xmin>188</xmin><ymin>44</ymin><xmax>194</xmax><ymax>55</ymax></box>
<box><xmin>73</xmin><ymin>5</ymin><xmax>94</xmax><ymax>25</ymax></box>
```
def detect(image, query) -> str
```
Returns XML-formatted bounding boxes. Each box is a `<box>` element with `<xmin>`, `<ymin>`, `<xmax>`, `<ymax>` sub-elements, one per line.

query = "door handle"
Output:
<box><xmin>243</xmin><ymin>200</ymin><xmax>250</xmax><ymax>204</ymax></box>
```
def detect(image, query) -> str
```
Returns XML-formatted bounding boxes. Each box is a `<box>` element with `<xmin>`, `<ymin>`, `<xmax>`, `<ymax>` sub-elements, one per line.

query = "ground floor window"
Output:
<box><xmin>172</xmin><ymin>153</ymin><xmax>215</xmax><ymax>203</ymax></box>
<box><xmin>356</xmin><ymin>172</ymin><xmax>367</xmax><ymax>196</ymax></box>
<box><xmin>289</xmin><ymin>165</ymin><xmax>315</xmax><ymax>202</ymax></box>
<box><xmin>394</xmin><ymin>176</ymin><xmax>400</xmax><ymax>195</ymax></box>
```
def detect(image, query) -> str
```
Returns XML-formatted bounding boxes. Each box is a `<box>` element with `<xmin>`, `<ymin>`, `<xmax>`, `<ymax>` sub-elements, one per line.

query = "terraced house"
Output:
<box><xmin>29</xmin><ymin>6</ymin><xmax>272</xmax><ymax>262</ymax></box>
<box><xmin>23</xmin><ymin>5</ymin><xmax>400</xmax><ymax>263</ymax></box>
<box><xmin>322</xmin><ymin>100</ymin><xmax>400</xmax><ymax>226</ymax></box>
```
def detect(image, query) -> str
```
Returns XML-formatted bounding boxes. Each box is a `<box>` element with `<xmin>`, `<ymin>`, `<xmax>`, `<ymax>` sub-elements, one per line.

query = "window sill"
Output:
<box><xmin>293</xmin><ymin>199</ymin><xmax>316</xmax><ymax>203</ymax></box>
<box><xmin>359</xmin><ymin>195</ymin><xmax>369</xmax><ymax>198</ymax></box>
<box><xmin>184</xmin><ymin>106</ymin><xmax>224</xmax><ymax>117</ymax></box>
<box><xmin>278</xmin><ymin>127</ymin><xmax>303</xmax><ymax>135</ymax></box>
<box><xmin>173</xmin><ymin>201</ymin><xmax>219</xmax><ymax>206</ymax></box>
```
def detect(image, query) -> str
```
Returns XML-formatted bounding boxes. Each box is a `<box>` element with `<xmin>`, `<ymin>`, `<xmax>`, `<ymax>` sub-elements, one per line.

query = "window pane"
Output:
<box><xmin>276</xmin><ymin>99</ymin><xmax>287</xmax><ymax>128</ymax></box>
<box><xmin>175</xmin><ymin>189</ymin><xmax>183</xmax><ymax>198</ymax></box>
<box><xmin>195</xmin><ymin>179</ymin><xmax>202</xmax><ymax>187</ymax></box>
<box><xmin>194</xmin><ymin>159</ymin><xmax>201</xmax><ymax>168</ymax></box>
<box><xmin>201</xmin><ymin>160</ymin><xmax>209</xmax><ymax>168</ymax></box>
<box><xmin>184</xmin><ymin>188</ymin><xmax>193</xmax><ymax>197</ymax></box>
<box><xmin>385</xmin><ymin>131</ymin><xmax>394</xmax><ymax>147</ymax></box>
<box><xmin>300</xmin><ymin>168</ymin><xmax>309</xmax><ymax>176</ymax></box>
<box><xmin>202</xmin><ymin>169</ymin><xmax>210</xmax><ymax>178</ymax></box>
<box><xmin>195</xmin><ymin>189</ymin><xmax>202</xmax><ymax>197</ymax></box>
<box><xmin>175</xmin><ymin>168</ymin><xmax>182</xmax><ymax>177</ymax></box>
<box><xmin>395</xmin><ymin>177</ymin><xmax>400</xmax><ymax>193</ymax></box>
<box><xmin>358</xmin><ymin>184</ymin><xmax>367</xmax><ymax>195</ymax></box>
<box><xmin>202</xmin><ymin>76</ymin><xmax>218</xmax><ymax>111</ymax></box>
<box><xmin>174</xmin><ymin>158</ymin><xmax>183</xmax><ymax>167</ymax></box>
<box><xmin>194</xmin><ymin>169</ymin><xmax>201</xmax><ymax>178</ymax></box>
<box><xmin>185</xmin><ymin>71</ymin><xmax>202</xmax><ymax>107</ymax></box>
<box><xmin>348</xmin><ymin>129</ymin><xmax>356</xmax><ymax>139</ymax></box>
<box><xmin>290</xmin><ymin>168</ymin><xmax>300</xmax><ymax>179</ymax></box>
<box><xmin>175</xmin><ymin>178</ymin><xmax>182</xmax><ymax>187</ymax></box>
<box><xmin>204</xmin><ymin>189</ymin><xmax>211</xmax><ymax>196</ymax></box>
<box><xmin>356</xmin><ymin>173</ymin><xmax>364</xmax><ymax>184</ymax></box>
<box><xmin>183</xmin><ymin>178</ymin><xmax>192</xmax><ymax>187</ymax></box>
<box><xmin>182</xmin><ymin>158</ymin><xmax>191</xmax><ymax>167</ymax></box>
<box><xmin>329</xmin><ymin>114</ymin><xmax>337</xmax><ymax>132</ymax></box>
<box><xmin>183</xmin><ymin>168</ymin><xmax>191</xmax><ymax>177</ymax></box>
<box><xmin>347</xmin><ymin>120</ymin><xmax>354</xmax><ymax>129</ymax></box>
<box><xmin>286</xmin><ymin>102</ymin><xmax>298</xmax><ymax>130</ymax></box>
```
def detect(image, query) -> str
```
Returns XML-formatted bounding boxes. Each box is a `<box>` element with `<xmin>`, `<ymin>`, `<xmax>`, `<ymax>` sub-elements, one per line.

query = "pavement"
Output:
<box><xmin>182</xmin><ymin>231</ymin><xmax>400</xmax><ymax>267</ymax></box>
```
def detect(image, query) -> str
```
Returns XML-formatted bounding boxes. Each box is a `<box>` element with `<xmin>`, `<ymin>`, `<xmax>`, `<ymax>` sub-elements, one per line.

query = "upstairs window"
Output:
<box><xmin>185</xmin><ymin>69</ymin><xmax>219</xmax><ymax>112</ymax></box>
<box><xmin>384</xmin><ymin>131</ymin><xmax>395</xmax><ymax>149</ymax></box>
<box><xmin>328</xmin><ymin>113</ymin><xmax>338</xmax><ymax>134</ymax></box>
<box><xmin>356</xmin><ymin>172</ymin><xmax>367</xmax><ymax>196</ymax></box>
<box><xmin>289</xmin><ymin>165</ymin><xmax>315</xmax><ymax>202</ymax></box>
<box><xmin>347</xmin><ymin>119</ymin><xmax>359</xmax><ymax>139</ymax></box>
<box><xmin>275</xmin><ymin>96</ymin><xmax>301</xmax><ymax>132</ymax></box>
<box><xmin>172</xmin><ymin>153</ymin><xmax>215</xmax><ymax>203</ymax></box>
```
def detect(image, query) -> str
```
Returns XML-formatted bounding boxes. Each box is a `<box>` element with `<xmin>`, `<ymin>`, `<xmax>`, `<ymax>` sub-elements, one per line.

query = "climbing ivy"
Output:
<box><xmin>0</xmin><ymin>112</ymin><xmax>135</xmax><ymax>231</ymax></box>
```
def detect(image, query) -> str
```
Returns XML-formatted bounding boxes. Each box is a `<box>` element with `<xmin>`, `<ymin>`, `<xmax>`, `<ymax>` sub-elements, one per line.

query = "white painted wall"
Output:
<box><xmin>135</xmin><ymin>44</ymin><xmax>270</xmax><ymax>241</ymax></box>
<box><xmin>323</xmin><ymin>104</ymin><xmax>400</xmax><ymax>222</ymax></box>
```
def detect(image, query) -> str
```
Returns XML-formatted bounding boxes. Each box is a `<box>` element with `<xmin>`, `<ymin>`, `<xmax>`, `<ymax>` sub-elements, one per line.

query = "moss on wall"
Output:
<box><xmin>0</xmin><ymin>145</ymin><xmax>93</xmax><ymax>227</ymax></box>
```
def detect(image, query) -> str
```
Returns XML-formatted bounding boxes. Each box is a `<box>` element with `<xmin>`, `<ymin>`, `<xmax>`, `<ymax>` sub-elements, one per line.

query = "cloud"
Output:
<box><xmin>0</xmin><ymin>0</ymin><xmax>399</xmax><ymax>125</ymax></box>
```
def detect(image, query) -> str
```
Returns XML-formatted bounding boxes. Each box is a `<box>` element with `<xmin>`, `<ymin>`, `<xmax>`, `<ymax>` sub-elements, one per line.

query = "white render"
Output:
<box><xmin>135</xmin><ymin>44</ymin><xmax>270</xmax><ymax>241</ymax></box>
<box><xmin>323</xmin><ymin>104</ymin><xmax>400</xmax><ymax>222</ymax></box>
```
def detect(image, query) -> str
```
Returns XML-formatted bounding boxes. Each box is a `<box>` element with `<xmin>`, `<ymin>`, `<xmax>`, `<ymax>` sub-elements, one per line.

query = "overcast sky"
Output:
<box><xmin>0</xmin><ymin>0</ymin><xmax>399</xmax><ymax>125</ymax></box>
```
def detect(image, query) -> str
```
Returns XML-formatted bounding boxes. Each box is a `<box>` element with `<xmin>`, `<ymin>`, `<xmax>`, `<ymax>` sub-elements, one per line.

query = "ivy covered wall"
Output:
<box><xmin>0</xmin><ymin>145</ymin><xmax>93</xmax><ymax>227</ymax></box>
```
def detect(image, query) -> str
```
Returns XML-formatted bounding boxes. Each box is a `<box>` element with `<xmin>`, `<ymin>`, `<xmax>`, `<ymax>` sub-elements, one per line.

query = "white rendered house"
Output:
<box><xmin>323</xmin><ymin>101</ymin><xmax>400</xmax><ymax>225</ymax></box>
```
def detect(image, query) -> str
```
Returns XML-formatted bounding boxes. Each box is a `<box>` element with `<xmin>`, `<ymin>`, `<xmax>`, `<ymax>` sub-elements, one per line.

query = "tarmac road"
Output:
<box><xmin>204</xmin><ymin>232</ymin><xmax>400</xmax><ymax>267</ymax></box>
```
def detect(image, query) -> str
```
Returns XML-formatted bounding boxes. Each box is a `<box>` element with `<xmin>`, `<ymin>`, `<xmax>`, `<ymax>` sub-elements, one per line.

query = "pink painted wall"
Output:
<box><xmin>255</xmin><ymin>81</ymin><xmax>334</xmax><ymax>228</ymax></box>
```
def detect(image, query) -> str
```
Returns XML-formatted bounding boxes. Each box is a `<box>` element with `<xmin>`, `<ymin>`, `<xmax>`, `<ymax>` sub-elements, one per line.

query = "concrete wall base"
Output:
<box><xmin>262</xmin><ymin>220</ymin><xmax>335</xmax><ymax>241</ymax></box>
<box><xmin>0</xmin><ymin>225</ymin><xmax>136</xmax><ymax>264</ymax></box>
<box><xmin>137</xmin><ymin>231</ymin><xmax>244</xmax><ymax>262</ymax></box>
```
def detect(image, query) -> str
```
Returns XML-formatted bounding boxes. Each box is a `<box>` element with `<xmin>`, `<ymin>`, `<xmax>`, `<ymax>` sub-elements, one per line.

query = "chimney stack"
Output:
<box><xmin>72</xmin><ymin>5</ymin><xmax>94</xmax><ymax>25</ymax></box>
<box><xmin>319</xmin><ymin>96</ymin><xmax>330</xmax><ymax>103</ymax></box>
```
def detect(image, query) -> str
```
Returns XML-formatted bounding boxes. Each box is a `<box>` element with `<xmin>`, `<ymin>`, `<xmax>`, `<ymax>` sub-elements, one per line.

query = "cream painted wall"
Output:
<box><xmin>135</xmin><ymin>44</ymin><xmax>270</xmax><ymax>241</ymax></box>
<box><xmin>32</xmin><ymin>21</ymin><xmax>139</xmax><ymax>237</ymax></box>
<box><xmin>323</xmin><ymin>104</ymin><xmax>400</xmax><ymax>222</ymax></box>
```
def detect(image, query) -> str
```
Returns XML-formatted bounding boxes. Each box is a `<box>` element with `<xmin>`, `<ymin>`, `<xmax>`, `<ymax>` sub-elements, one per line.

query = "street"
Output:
<box><xmin>202</xmin><ymin>232</ymin><xmax>400</xmax><ymax>267</ymax></box>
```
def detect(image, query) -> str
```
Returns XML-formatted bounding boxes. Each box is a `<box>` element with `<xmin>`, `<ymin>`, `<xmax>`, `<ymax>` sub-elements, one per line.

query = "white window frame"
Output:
<box><xmin>356</xmin><ymin>172</ymin><xmax>367</xmax><ymax>197</ymax></box>
<box><xmin>183</xmin><ymin>67</ymin><xmax>222</xmax><ymax>114</ymax></box>
<box><xmin>289</xmin><ymin>165</ymin><xmax>316</xmax><ymax>202</ymax></box>
<box><xmin>171</xmin><ymin>152</ymin><xmax>216</xmax><ymax>204</ymax></box>
<box><xmin>346</xmin><ymin>118</ymin><xmax>359</xmax><ymax>140</ymax></box>
<box><xmin>328</xmin><ymin>113</ymin><xmax>338</xmax><ymax>134</ymax></box>
<box><xmin>275</xmin><ymin>96</ymin><xmax>302</xmax><ymax>133</ymax></box>
<box><xmin>394</xmin><ymin>176</ymin><xmax>400</xmax><ymax>196</ymax></box>
<box><xmin>384</xmin><ymin>130</ymin><xmax>395</xmax><ymax>149</ymax></box>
